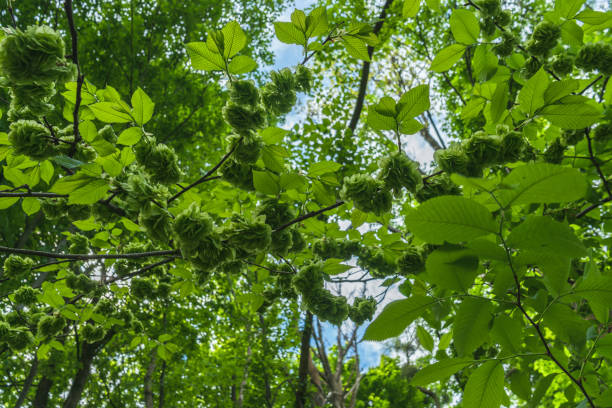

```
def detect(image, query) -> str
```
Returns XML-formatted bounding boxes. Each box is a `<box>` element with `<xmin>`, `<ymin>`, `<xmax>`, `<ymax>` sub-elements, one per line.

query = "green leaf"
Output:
<box><xmin>89</xmin><ymin>102</ymin><xmax>133</xmax><ymax>123</ymax></box>
<box><xmin>453</xmin><ymin>297</ymin><xmax>493</xmax><ymax>356</ymax></box>
<box><xmin>322</xmin><ymin>258</ymin><xmax>353</xmax><ymax>275</ymax></box>
<box><xmin>576</xmin><ymin>10</ymin><xmax>612</xmax><ymax>25</ymax></box>
<box><xmin>439</xmin><ymin>331</ymin><xmax>453</xmax><ymax>350</ymax></box>
<box><xmin>69</xmin><ymin>179</ymin><xmax>110</xmax><ymax>205</ymax></box>
<box><xmin>363</xmin><ymin>295</ymin><xmax>434</xmax><ymax>341</ymax></box>
<box><xmin>397</xmin><ymin>85</ymin><xmax>430</xmax><ymax>121</ymax></box>
<box><xmin>425</xmin><ymin>245</ymin><xmax>479</xmax><ymax>291</ymax></box>
<box><xmin>185</xmin><ymin>42</ymin><xmax>226</xmax><ymax>71</ymax></box>
<box><xmin>518</xmin><ymin>68</ymin><xmax>549</xmax><ymax>116</ymax></box>
<box><xmin>544</xmin><ymin>79</ymin><xmax>580</xmax><ymax>104</ymax></box>
<box><xmin>528</xmin><ymin>374</ymin><xmax>556</xmax><ymax>408</ymax></box>
<box><xmin>450</xmin><ymin>9</ymin><xmax>480</xmax><ymax>44</ymax></box>
<box><xmin>403</xmin><ymin>0</ymin><xmax>421</xmax><ymax>17</ymax></box>
<box><xmin>498</xmin><ymin>163</ymin><xmax>588</xmax><ymax>208</ymax></box>
<box><xmin>404</xmin><ymin>196</ymin><xmax>497</xmax><ymax>244</ymax></box>
<box><xmin>540</xmin><ymin>98</ymin><xmax>602</xmax><ymax>129</ymax></box>
<box><xmin>291</xmin><ymin>10</ymin><xmax>307</xmax><ymax>32</ymax></box>
<box><xmin>489</xmin><ymin>82</ymin><xmax>508</xmax><ymax>124</ymax></box>
<box><xmin>260</xmin><ymin>127</ymin><xmax>289</xmax><ymax>144</ymax></box>
<box><xmin>309</xmin><ymin>161</ymin><xmax>342</xmax><ymax>176</ymax></box>
<box><xmin>342</xmin><ymin>36</ymin><xmax>370</xmax><ymax>61</ymax></box>
<box><xmin>227</xmin><ymin>55</ymin><xmax>257</xmax><ymax>74</ymax></box>
<box><xmin>461</xmin><ymin>98</ymin><xmax>486</xmax><ymax>119</ymax></box>
<box><xmin>556</xmin><ymin>0</ymin><xmax>585</xmax><ymax>19</ymax></box>
<box><xmin>543</xmin><ymin>303</ymin><xmax>589</xmax><ymax>347</ymax></box>
<box><xmin>79</xmin><ymin>120</ymin><xmax>97</xmax><ymax>142</ymax></box>
<box><xmin>509</xmin><ymin>370</ymin><xmax>532</xmax><ymax>401</ymax></box>
<box><xmin>431</xmin><ymin>44</ymin><xmax>466</xmax><ymax>72</ymax></box>
<box><xmin>463</xmin><ymin>361</ymin><xmax>505</xmax><ymax>408</ymax></box>
<box><xmin>574</xmin><ymin>274</ymin><xmax>612</xmax><ymax>322</ymax></box>
<box><xmin>252</xmin><ymin>170</ymin><xmax>280</xmax><ymax>195</ymax></box>
<box><xmin>131</xmin><ymin>88</ymin><xmax>154</xmax><ymax>126</ymax></box>
<box><xmin>367</xmin><ymin>104</ymin><xmax>397</xmax><ymax>131</ymax></box>
<box><xmin>221</xmin><ymin>21</ymin><xmax>247</xmax><ymax>59</ymax></box>
<box><xmin>560</xmin><ymin>20</ymin><xmax>583</xmax><ymax>47</ymax></box>
<box><xmin>411</xmin><ymin>357</ymin><xmax>473</xmax><ymax>386</ymax></box>
<box><xmin>40</xmin><ymin>160</ymin><xmax>54</xmax><ymax>184</ymax></box>
<box><xmin>21</xmin><ymin>197</ymin><xmax>40</xmax><ymax>215</ymax></box>
<box><xmin>274</xmin><ymin>22</ymin><xmax>306</xmax><ymax>45</ymax></box>
<box><xmin>50</xmin><ymin>173</ymin><xmax>91</xmax><ymax>194</ymax></box>
<box><xmin>117</xmin><ymin>127</ymin><xmax>143</xmax><ymax>146</ymax></box>
<box><xmin>596</xmin><ymin>335</ymin><xmax>612</xmax><ymax>360</ymax></box>
<box><xmin>305</xmin><ymin>7</ymin><xmax>328</xmax><ymax>38</ymax></box>
<box><xmin>491</xmin><ymin>314</ymin><xmax>522</xmax><ymax>354</ymax></box>
<box><xmin>416</xmin><ymin>325</ymin><xmax>434</xmax><ymax>351</ymax></box>
<box><xmin>506</xmin><ymin>215</ymin><xmax>586</xmax><ymax>258</ymax></box>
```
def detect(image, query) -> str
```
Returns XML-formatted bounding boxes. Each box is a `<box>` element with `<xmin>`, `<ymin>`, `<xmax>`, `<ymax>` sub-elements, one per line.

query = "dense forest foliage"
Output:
<box><xmin>0</xmin><ymin>0</ymin><xmax>611</xmax><ymax>407</ymax></box>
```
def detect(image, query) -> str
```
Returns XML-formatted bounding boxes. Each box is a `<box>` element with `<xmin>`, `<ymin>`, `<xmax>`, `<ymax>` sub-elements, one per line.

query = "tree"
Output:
<box><xmin>1</xmin><ymin>0</ymin><xmax>612</xmax><ymax>407</ymax></box>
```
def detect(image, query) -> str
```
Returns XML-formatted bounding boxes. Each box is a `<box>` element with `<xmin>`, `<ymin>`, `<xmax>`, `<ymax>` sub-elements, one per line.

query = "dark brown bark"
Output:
<box><xmin>32</xmin><ymin>377</ymin><xmax>54</xmax><ymax>408</ymax></box>
<box><xmin>62</xmin><ymin>332</ymin><xmax>114</xmax><ymax>408</ymax></box>
<box><xmin>144</xmin><ymin>348</ymin><xmax>158</xmax><ymax>408</ymax></box>
<box><xmin>16</xmin><ymin>357</ymin><xmax>38</xmax><ymax>408</ymax></box>
<box><xmin>295</xmin><ymin>311</ymin><xmax>313</xmax><ymax>408</ymax></box>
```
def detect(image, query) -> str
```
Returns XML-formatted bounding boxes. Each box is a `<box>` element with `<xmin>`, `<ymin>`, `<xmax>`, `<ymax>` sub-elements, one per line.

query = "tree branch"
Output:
<box><xmin>347</xmin><ymin>0</ymin><xmax>395</xmax><ymax>133</ymax></box>
<box><xmin>63</xmin><ymin>0</ymin><xmax>84</xmax><ymax>149</ymax></box>
<box><xmin>274</xmin><ymin>201</ymin><xmax>344</xmax><ymax>232</ymax></box>
<box><xmin>0</xmin><ymin>246</ymin><xmax>179</xmax><ymax>260</ymax></box>
<box><xmin>167</xmin><ymin>136</ymin><xmax>244</xmax><ymax>204</ymax></box>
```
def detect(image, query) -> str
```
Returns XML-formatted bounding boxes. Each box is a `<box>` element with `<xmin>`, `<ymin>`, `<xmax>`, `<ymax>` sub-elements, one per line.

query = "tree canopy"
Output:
<box><xmin>1</xmin><ymin>0</ymin><xmax>612</xmax><ymax>407</ymax></box>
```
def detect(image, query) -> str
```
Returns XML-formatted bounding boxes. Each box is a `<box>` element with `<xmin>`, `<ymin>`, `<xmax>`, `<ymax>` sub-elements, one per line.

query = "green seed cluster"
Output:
<box><xmin>378</xmin><ymin>152</ymin><xmax>423</xmax><ymax>196</ymax></box>
<box><xmin>340</xmin><ymin>174</ymin><xmax>392</xmax><ymax>216</ymax></box>
<box><xmin>8</xmin><ymin>120</ymin><xmax>56</xmax><ymax>160</ymax></box>
<box><xmin>134</xmin><ymin>136</ymin><xmax>182</xmax><ymax>185</ymax></box>
<box><xmin>2</xmin><ymin>255</ymin><xmax>34</xmax><ymax>279</ymax></box>
<box><xmin>0</xmin><ymin>25</ymin><xmax>75</xmax><ymax>120</ymax></box>
<box><xmin>348</xmin><ymin>297</ymin><xmax>376</xmax><ymax>325</ymax></box>
<box><xmin>526</xmin><ymin>21</ymin><xmax>561</xmax><ymax>57</ymax></box>
<box><xmin>575</xmin><ymin>43</ymin><xmax>612</xmax><ymax>75</ymax></box>
<box><xmin>312</xmin><ymin>238</ymin><xmax>361</xmax><ymax>260</ymax></box>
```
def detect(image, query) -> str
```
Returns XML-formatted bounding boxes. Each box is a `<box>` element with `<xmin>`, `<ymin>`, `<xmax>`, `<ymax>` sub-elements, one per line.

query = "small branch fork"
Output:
<box><xmin>489</xmin><ymin>192</ymin><xmax>596</xmax><ymax>408</ymax></box>
<box><xmin>64</xmin><ymin>0</ymin><xmax>84</xmax><ymax>151</ymax></box>
<box><xmin>0</xmin><ymin>246</ymin><xmax>179</xmax><ymax>261</ymax></box>
<box><xmin>274</xmin><ymin>201</ymin><xmax>345</xmax><ymax>232</ymax></box>
<box><xmin>167</xmin><ymin>136</ymin><xmax>244</xmax><ymax>204</ymax></box>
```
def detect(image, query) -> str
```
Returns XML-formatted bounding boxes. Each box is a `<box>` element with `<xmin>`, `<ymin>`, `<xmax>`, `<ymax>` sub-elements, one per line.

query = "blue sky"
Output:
<box><xmin>269</xmin><ymin>0</ymin><xmax>406</xmax><ymax>371</ymax></box>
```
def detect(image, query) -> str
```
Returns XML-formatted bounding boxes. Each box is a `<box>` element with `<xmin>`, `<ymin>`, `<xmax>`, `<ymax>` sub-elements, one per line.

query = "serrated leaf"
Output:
<box><xmin>364</xmin><ymin>295</ymin><xmax>434</xmax><ymax>341</ymax></box>
<box><xmin>227</xmin><ymin>55</ymin><xmax>257</xmax><ymax>74</ymax></box>
<box><xmin>342</xmin><ymin>36</ymin><xmax>370</xmax><ymax>61</ymax></box>
<box><xmin>186</xmin><ymin>42</ymin><xmax>226</xmax><ymax>71</ymax></box>
<box><xmin>431</xmin><ymin>44</ymin><xmax>466</xmax><ymax>72</ymax></box>
<box><xmin>416</xmin><ymin>325</ymin><xmax>434</xmax><ymax>351</ymax></box>
<box><xmin>411</xmin><ymin>357</ymin><xmax>473</xmax><ymax>386</ymax></box>
<box><xmin>403</xmin><ymin>0</ymin><xmax>421</xmax><ymax>17</ymax></box>
<box><xmin>252</xmin><ymin>170</ymin><xmax>280</xmax><ymax>195</ymax></box>
<box><xmin>306</xmin><ymin>7</ymin><xmax>329</xmax><ymax>38</ymax></box>
<box><xmin>89</xmin><ymin>102</ymin><xmax>133</xmax><ymax>123</ymax></box>
<box><xmin>540</xmin><ymin>99</ymin><xmax>602</xmax><ymax>129</ymax></box>
<box><xmin>450</xmin><ymin>9</ymin><xmax>480</xmax><ymax>44</ymax></box>
<box><xmin>274</xmin><ymin>22</ymin><xmax>306</xmax><ymax>45</ymax></box>
<box><xmin>453</xmin><ymin>297</ymin><xmax>493</xmax><ymax>356</ymax></box>
<box><xmin>463</xmin><ymin>361</ymin><xmax>505</xmax><ymax>408</ymax></box>
<box><xmin>405</xmin><ymin>196</ymin><xmax>497</xmax><ymax>244</ymax></box>
<box><xmin>397</xmin><ymin>85</ymin><xmax>430</xmax><ymax>121</ymax></box>
<box><xmin>507</xmin><ymin>215</ymin><xmax>586</xmax><ymax>258</ymax></box>
<box><xmin>491</xmin><ymin>314</ymin><xmax>522</xmax><ymax>354</ymax></box>
<box><xmin>490</xmin><ymin>82</ymin><xmax>508</xmax><ymax>124</ymax></box>
<box><xmin>556</xmin><ymin>0</ymin><xmax>585</xmax><ymax>18</ymax></box>
<box><xmin>309</xmin><ymin>161</ymin><xmax>342</xmax><ymax>176</ymax></box>
<box><xmin>498</xmin><ymin>163</ymin><xmax>587</xmax><ymax>208</ymax></box>
<box><xmin>221</xmin><ymin>21</ymin><xmax>247</xmax><ymax>58</ymax></box>
<box><xmin>518</xmin><ymin>68</ymin><xmax>549</xmax><ymax>116</ymax></box>
<box><xmin>21</xmin><ymin>197</ymin><xmax>40</xmax><ymax>215</ymax></box>
<box><xmin>117</xmin><ymin>127</ymin><xmax>142</xmax><ymax>146</ymax></box>
<box><xmin>574</xmin><ymin>274</ymin><xmax>612</xmax><ymax>322</ymax></box>
<box><xmin>426</xmin><ymin>245</ymin><xmax>479</xmax><ymax>291</ymax></box>
<box><xmin>131</xmin><ymin>88</ymin><xmax>154</xmax><ymax>126</ymax></box>
<box><xmin>68</xmin><ymin>179</ymin><xmax>110</xmax><ymax>204</ymax></box>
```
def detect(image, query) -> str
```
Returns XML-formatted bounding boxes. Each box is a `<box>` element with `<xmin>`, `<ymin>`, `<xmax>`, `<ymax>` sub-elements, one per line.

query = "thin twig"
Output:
<box><xmin>167</xmin><ymin>136</ymin><xmax>244</xmax><ymax>204</ymax></box>
<box><xmin>0</xmin><ymin>246</ymin><xmax>179</xmax><ymax>260</ymax></box>
<box><xmin>274</xmin><ymin>201</ymin><xmax>345</xmax><ymax>232</ymax></box>
<box><xmin>64</xmin><ymin>0</ymin><xmax>84</xmax><ymax>150</ymax></box>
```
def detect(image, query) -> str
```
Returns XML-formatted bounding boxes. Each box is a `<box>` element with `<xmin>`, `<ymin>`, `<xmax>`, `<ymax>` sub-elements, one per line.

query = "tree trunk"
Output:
<box><xmin>62</xmin><ymin>332</ymin><xmax>114</xmax><ymax>408</ymax></box>
<box><xmin>15</xmin><ymin>357</ymin><xmax>38</xmax><ymax>408</ymax></box>
<box><xmin>32</xmin><ymin>377</ymin><xmax>54</xmax><ymax>408</ymax></box>
<box><xmin>144</xmin><ymin>348</ymin><xmax>158</xmax><ymax>408</ymax></box>
<box><xmin>295</xmin><ymin>311</ymin><xmax>313</xmax><ymax>408</ymax></box>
